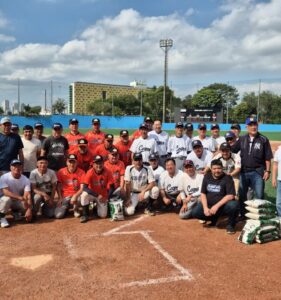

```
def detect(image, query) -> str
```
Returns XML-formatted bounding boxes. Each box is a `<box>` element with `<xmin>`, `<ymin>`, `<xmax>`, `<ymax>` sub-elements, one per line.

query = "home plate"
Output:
<box><xmin>10</xmin><ymin>254</ymin><xmax>53</xmax><ymax>270</ymax></box>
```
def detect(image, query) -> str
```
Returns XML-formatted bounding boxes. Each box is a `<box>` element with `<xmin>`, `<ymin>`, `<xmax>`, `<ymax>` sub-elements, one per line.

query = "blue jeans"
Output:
<box><xmin>277</xmin><ymin>181</ymin><xmax>281</xmax><ymax>217</ymax></box>
<box><xmin>191</xmin><ymin>201</ymin><xmax>239</xmax><ymax>227</ymax></box>
<box><xmin>239</xmin><ymin>171</ymin><xmax>265</xmax><ymax>217</ymax></box>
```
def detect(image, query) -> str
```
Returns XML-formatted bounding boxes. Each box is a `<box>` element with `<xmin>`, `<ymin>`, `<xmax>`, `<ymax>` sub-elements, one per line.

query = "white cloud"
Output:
<box><xmin>1</xmin><ymin>1</ymin><xmax>281</xmax><ymax>103</ymax></box>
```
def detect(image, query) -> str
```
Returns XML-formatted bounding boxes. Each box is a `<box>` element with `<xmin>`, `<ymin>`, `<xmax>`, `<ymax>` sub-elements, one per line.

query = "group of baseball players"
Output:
<box><xmin>0</xmin><ymin>114</ymin><xmax>276</xmax><ymax>234</ymax></box>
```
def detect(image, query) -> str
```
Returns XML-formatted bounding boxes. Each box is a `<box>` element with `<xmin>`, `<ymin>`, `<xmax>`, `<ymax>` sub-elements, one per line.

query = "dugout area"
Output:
<box><xmin>0</xmin><ymin>213</ymin><xmax>281</xmax><ymax>300</ymax></box>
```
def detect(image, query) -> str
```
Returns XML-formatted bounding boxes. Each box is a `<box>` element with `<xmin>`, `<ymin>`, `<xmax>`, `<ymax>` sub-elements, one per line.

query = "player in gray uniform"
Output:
<box><xmin>167</xmin><ymin>122</ymin><xmax>190</xmax><ymax>170</ymax></box>
<box><xmin>184</xmin><ymin>123</ymin><xmax>193</xmax><ymax>154</ymax></box>
<box><xmin>148</xmin><ymin>153</ymin><xmax>165</xmax><ymax>184</ymax></box>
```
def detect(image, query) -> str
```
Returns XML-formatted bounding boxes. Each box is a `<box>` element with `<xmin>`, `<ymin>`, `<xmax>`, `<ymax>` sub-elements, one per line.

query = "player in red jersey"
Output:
<box><xmin>94</xmin><ymin>134</ymin><xmax>114</xmax><ymax>160</ymax></box>
<box><xmin>115</xmin><ymin>130</ymin><xmax>132</xmax><ymax>167</ymax></box>
<box><xmin>85</xmin><ymin>118</ymin><xmax>106</xmax><ymax>153</ymax></box>
<box><xmin>73</xmin><ymin>138</ymin><xmax>94</xmax><ymax>172</ymax></box>
<box><xmin>64</xmin><ymin>118</ymin><xmax>85</xmax><ymax>153</ymax></box>
<box><xmin>80</xmin><ymin>155</ymin><xmax>114</xmax><ymax>223</ymax></box>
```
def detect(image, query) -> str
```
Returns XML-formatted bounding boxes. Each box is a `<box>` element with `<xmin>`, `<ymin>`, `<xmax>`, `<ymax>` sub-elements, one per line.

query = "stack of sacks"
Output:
<box><xmin>238</xmin><ymin>199</ymin><xmax>280</xmax><ymax>245</ymax></box>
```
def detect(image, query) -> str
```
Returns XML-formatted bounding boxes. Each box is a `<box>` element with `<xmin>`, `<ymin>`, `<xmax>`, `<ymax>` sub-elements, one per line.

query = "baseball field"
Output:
<box><xmin>0</xmin><ymin>132</ymin><xmax>280</xmax><ymax>299</ymax></box>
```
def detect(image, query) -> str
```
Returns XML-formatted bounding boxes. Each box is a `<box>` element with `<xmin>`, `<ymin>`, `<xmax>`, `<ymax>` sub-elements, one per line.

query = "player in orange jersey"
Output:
<box><xmin>73</xmin><ymin>138</ymin><xmax>94</xmax><ymax>172</ymax></box>
<box><xmin>64</xmin><ymin>118</ymin><xmax>85</xmax><ymax>153</ymax></box>
<box><xmin>115</xmin><ymin>130</ymin><xmax>132</xmax><ymax>167</ymax></box>
<box><xmin>131</xmin><ymin>117</ymin><xmax>153</xmax><ymax>140</ymax></box>
<box><xmin>85</xmin><ymin>118</ymin><xmax>106</xmax><ymax>153</ymax></box>
<box><xmin>94</xmin><ymin>134</ymin><xmax>114</xmax><ymax>160</ymax></box>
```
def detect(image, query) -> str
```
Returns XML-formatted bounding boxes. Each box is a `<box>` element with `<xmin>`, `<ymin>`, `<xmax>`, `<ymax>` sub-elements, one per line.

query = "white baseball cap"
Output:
<box><xmin>0</xmin><ymin>117</ymin><xmax>11</xmax><ymax>125</ymax></box>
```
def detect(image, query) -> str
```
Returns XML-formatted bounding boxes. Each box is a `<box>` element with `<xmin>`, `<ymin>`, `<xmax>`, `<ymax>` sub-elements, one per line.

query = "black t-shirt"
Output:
<box><xmin>201</xmin><ymin>172</ymin><xmax>235</xmax><ymax>206</ymax></box>
<box><xmin>42</xmin><ymin>136</ymin><xmax>69</xmax><ymax>171</ymax></box>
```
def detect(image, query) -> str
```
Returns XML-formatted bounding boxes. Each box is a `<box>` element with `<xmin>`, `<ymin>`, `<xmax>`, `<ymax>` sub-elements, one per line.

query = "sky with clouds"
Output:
<box><xmin>0</xmin><ymin>0</ymin><xmax>281</xmax><ymax>107</ymax></box>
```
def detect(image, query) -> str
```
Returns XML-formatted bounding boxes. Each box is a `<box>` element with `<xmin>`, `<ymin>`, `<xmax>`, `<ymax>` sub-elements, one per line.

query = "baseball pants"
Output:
<box><xmin>80</xmin><ymin>191</ymin><xmax>108</xmax><ymax>218</ymax></box>
<box><xmin>179</xmin><ymin>197</ymin><xmax>199</xmax><ymax>219</ymax></box>
<box><xmin>0</xmin><ymin>196</ymin><xmax>26</xmax><ymax>215</ymax></box>
<box><xmin>33</xmin><ymin>194</ymin><xmax>55</xmax><ymax>218</ymax></box>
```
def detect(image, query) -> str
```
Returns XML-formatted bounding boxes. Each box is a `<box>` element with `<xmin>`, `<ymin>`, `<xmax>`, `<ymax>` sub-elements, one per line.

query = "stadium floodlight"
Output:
<box><xmin>160</xmin><ymin>39</ymin><xmax>173</xmax><ymax>123</ymax></box>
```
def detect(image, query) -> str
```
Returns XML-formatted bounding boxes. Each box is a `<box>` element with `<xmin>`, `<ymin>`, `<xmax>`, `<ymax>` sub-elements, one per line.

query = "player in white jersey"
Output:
<box><xmin>159</xmin><ymin>158</ymin><xmax>184</xmax><ymax>210</ymax></box>
<box><xmin>184</xmin><ymin>123</ymin><xmax>194</xmax><ymax>153</ymax></box>
<box><xmin>210</xmin><ymin>124</ymin><xmax>225</xmax><ymax>148</ymax></box>
<box><xmin>186</xmin><ymin>140</ymin><xmax>213</xmax><ymax>174</ymax></box>
<box><xmin>179</xmin><ymin>159</ymin><xmax>204</xmax><ymax>219</ymax></box>
<box><xmin>193</xmin><ymin>123</ymin><xmax>216</xmax><ymax>152</ymax></box>
<box><xmin>124</xmin><ymin>153</ymin><xmax>159</xmax><ymax>216</ymax></box>
<box><xmin>167</xmin><ymin>122</ymin><xmax>190</xmax><ymax>170</ymax></box>
<box><xmin>148</xmin><ymin>153</ymin><xmax>165</xmax><ymax>185</ymax></box>
<box><xmin>148</xmin><ymin>119</ymin><xmax>169</xmax><ymax>167</ymax></box>
<box><xmin>130</xmin><ymin>123</ymin><xmax>157</xmax><ymax>166</ymax></box>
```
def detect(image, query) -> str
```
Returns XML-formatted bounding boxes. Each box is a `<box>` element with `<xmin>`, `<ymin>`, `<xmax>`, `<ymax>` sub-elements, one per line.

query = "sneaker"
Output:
<box><xmin>1</xmin><ymin>217</ymin><xmax>10</xmax><ymax>228</ymax></box>
<box><xmin>144</xmin><ymin>208</ymin><xmax>156</xmax><ymax>216</ymax></box>
<box><xmin>226</xmin><ymin>225</ymin><xmax>236</xmax><ymax>234</ymax></box>
<box><xmin>198</xmin><ymin>220</ymin><xmax>206</xmax><ymax>224</ymax></box>
<box><xmin>13</xmin><ymin>212</ymin><xmax>22</xmax><ymax>221</ymax></box>
<box><xmin>74</xmin><ymin>210</ymin><xmax>81</xmax><ymax>218</ymax></box>
<box><xmin>80</xmin><ymin>215</ymin><xmax>89</xmax><ymax>223</ymax></box>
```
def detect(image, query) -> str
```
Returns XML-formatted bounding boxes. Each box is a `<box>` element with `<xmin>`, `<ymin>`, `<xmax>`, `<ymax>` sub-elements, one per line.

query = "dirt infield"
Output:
<box><xmin>1</xmin><ymin>213</ymin><xmax>281</xmax><ymax>300</ymax></box>
<box><xmin>270</xmin><ymin>141</ymin><xmax>281</xmax><ymax>153</ymax></box>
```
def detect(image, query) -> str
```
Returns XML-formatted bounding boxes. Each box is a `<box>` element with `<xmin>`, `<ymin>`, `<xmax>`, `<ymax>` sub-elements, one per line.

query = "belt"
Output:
<box><xmin>132</xmin><ymin>191</ymin><xmax>141</xmax><ymax>194</ymax></box>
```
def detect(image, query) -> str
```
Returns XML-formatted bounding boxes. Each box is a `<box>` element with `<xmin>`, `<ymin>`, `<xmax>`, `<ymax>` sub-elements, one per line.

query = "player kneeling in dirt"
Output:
<box><xmin>80</xmin><ymin>155</ymin><xmax>115</xmax><ymax>223</ymax></box>
<box><xmin>159</xmin><ymin>158</ymin><xmax>184</xmax><ymax>211</ymax></box>
<box><xmin>0</xmin><ymin>159</ymin><xmax>32</xmax><ymax>228</ymax></box>
<box><xmin>30</xmin><ymin>156</ymin><xmax>57</xmax><ymax>218</ymax></box>
<box><xmin>179</xmin><ymin>160</ymin><xmax>203</xmax><ymax>219</ymax></box>
<box><xmin>56</xmin><ymin>154</ymin><xmax>85</xmax><ymax>219</ymax></box>
<box><xmin>124</xmin><ymin>153</ymin><xmax>159</xmax><ymax>216</ymax></box>
<box><xmin>191</xmin><ymin>159</ymin><xmax>239</xmax><ymax>234</ymax></box>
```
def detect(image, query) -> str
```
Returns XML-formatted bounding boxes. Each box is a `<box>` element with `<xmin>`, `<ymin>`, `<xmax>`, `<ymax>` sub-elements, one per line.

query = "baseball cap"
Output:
<box><xmin>69</xmin><ymin>118</ymin><xmax>79</xmax><ymax>124</ymax></box>
<box><xmin>10</xmin><ymin>159</ymin><xmax>22</xmax><ymax>166</ymax></box>
<box><xmin>133</xmin><ymin>153</ymin><xmax>143</xmax><ymax>161</ymax></box>
<box><xmin>52</xmin><ymin>123</ymin><xmax>63</xmax><ymax>130</ymax></box>
<box><xmin>120</xmin><ymin>129</ymin><xmax>129</xmax><ymax>136</ymax></box>
<box><xmin>93</xmin><ymin>155</ymin><xmax>103</xmax><ymax>163</ymax></box>
<box><xmin>184</xmin><ymin>123</ymin><xmax>193</xmax><ymax>131</ymax></box>
<box><xmin>23</xmin><ymin>125</ymin><xmax>33</xmax><ymax>131</ymax></box>
<box><xmin>92</xmin><ymin>118</ymin><xmax>100</xmax><ymax>124</ymax></box>
<box><xmin>192</xmin><ymin>140</ymin><xmax>203</xmax><ymax>148</ymax></box>
<box><xmin>211</xmin><ymin>124</ymin><xmax>220</xmax><ymax>130</ymax></box>
<box><xmin>139</xmin><ymin>123</ymin><xmax>148</xmax><ymax>130</ymax></box>
<box><xmin>148</xmin><ymin>153</ymin><xmax>159</xmax><ymax>161</ymax></box>
<box><xmin>37</xmin><ymin>156</ymin><xmax>48</xmax><ymax>161</ymax></box>
<box><xmin>225</xmin><ymin>131</ymin><xmax>235</xmax><ymax>139</ymax></box>
<box><xmin>78</xmin><ymin>138</ymin><xmax>88</xmax><ymax>146</ymax></box>
<box><xmin>109</xmin><ymin>147</ymin><xmax>118</xmax><ymax>155</ymax></box>
<box><xmin>198</xmin><ymin>123</ymin><xmax>207</xmax><ymax>130</ymax></box>
<box><xmin>231</xmin><ymin>123</ymin><xmax>241</xmax><ymax>130</ymax></box>
<box><xmin>34</xmin><ymin>122</ymin><xmax>44</xmax><ymax>128</ymax></box>
<box><xmin>220</xmin><ymin>142</ymin><xmax>231</xmax><ymax>151</ymax></box>
<box><xmin>11</xmin><ymin>124</ymin><xmax>19</xmax><ymax>130</ymax></box>
<box><xmin>0</xmin><ymin>117</ymin><xmax>11</xmax><ymax>125</ymax></box>
<box><xmin>67</xmin><ymin>154</ymin><xmax>77</xmax><ymax>161</ymax></box>
<box><xmin>144</xmin><ymin>116</ymin><xmax>153</xmax><ymax>123</ymax></box>
<box><xmin>183</xmin><ymin>160</ymin><xmax>194</xmax><ymax>167</ymax></box>
<box><xmin>105</xmin><ymin>133</ymin><xmax>114</xmax><ymax>140</ymax></box>
<box><xmin>175</xmin><ymin>122</ymin><xmax>184</xmax><ymax>128</ymax></box>
<box><xmin>246</xmin><ymin>117</ymin><xmax>258</xmax><ymax>125</ymax></box>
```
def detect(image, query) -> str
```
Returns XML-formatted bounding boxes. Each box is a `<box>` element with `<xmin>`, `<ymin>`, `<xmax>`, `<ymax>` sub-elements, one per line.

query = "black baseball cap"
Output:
<box><xmin>198</xmin><ymin>123</ymin><xmax>207</xmax><ymax>130</ymax></box>
<box><xmin>34</xmin><ymin>122</ymin><xmax>44</xmax><ymax>128</ymax></box>
<box><xmin>220</xmin><ymin>142</ymin><xmax>231</xmax><ymax>151</ymax></box>
<box><xmin>92</xmin><ymin>118</ymin><xmax>100</xmax><ymax>124</ymax></box>
<box><xmin>105</xmin><ymin>134</ymin><xmax>114</xmax><ymax>140</ymax></box>
<box><xmin>109</xmin><ymin>148</ymin><xmax>118</xmax><ymax>155</ymax></box>
<box><xmin>139</xmin><ymin>123</ymin><xmax>148</xmax><ymax>130</ymax></box>
<box><xmin>78</xmin><ymin>138</ymin><xmax>88</xmax><ymax>146</ymax></box>
<box><xmin>10</xmin><ymin>159</ymin><xmax>22</xmax><ymax>166</ymax></box>
<box><xmin>37</xmin><ymin>156</ymin><xmax>48</xmax><ymax>161</ymax></box>
<box><xmin>246</xmin><ymin>117</ymin><xmax>258</xmax><ymax>125</ymax></box>
<box><xmin>149</xmin><ymin>153</ymin><xmax>159</xmax><ymax>161</ymax></box>
<box><xmin>175</xmin><ymin>122</ymin><xmax>184</xmax><ymax>128</ymax></box>
<box><xmin>69</xmin><ymin>118</ymin><xmax>79</xmax><ymax>124</ymax></box>
<box><xmin>211</xmin><ymin>124</ymin><xmax>220</xmax><ymax>130</ymax></box>
<box><xmin>183</xmin><ymin>160</ymin><xmax>194</xmax><ymax>167</ymax></box>
<box><xmin>120</xmin><ymin>130</ymin><xmax>129</xmax><ymax>136</ymax></box>
<box><xmin>52</xmin><ymin>123</ymin><xmax>63</xmax><ymax>130</ymax></box>
<box><xmin>11</xmin><ymin>124</ymin><xmax>19</xmax><ymax>130</ymax></box>
<box><xmin>231</xmin><ymin>123</ymin><xmax>241</xmax><ymax>130</ymax></box>
<box><xmin>192</xmin><ymin>140</ymin><xmax>203</xmax><ymax>148</ymax></box>
<box><xmin>23</xmin><ymin>125</ymin><xmax>33</xmax><ymax>131</ymax></box>
<box><xmin>144</xmin><ymin>116</ymin><xmax>153</xmax><ymax>123</ymax></box>
<box><xmin>225</xmin><ymin>131</ymin><xmax>235</xmax><ymax>139</ymax></box>
<box><xmin>133</xmin><ymin>153</ymin><xmax>143</xmax><ymax>161</ymax></box>
<box><xmin>93</xmin><ymin>155</ymin><xmax>103</xmax><ymax>163</ymax></box>
<box><xmin>184</xmin><ymin>123</ymin><xmax>193</xmax><ymax>130</ymax></box>
<box><xmin>67</xmin><ymin>154</ymin><xmax>77</xmax><ymax>161</ymax></box>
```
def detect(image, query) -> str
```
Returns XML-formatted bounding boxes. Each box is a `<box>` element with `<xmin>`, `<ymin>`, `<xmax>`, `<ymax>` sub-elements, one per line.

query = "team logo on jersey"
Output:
<box><xmin>167</xmin><ymin>184</ymin><xmax>178</xmax><ymax>193</ymax></box>
<box><xmin>207</xmin><ymin>184</ymin><xmax>221</xmax><ymax>193</ymax></box>
<box><xmin>138</xmin><ymin>145</ymin><xmax>151</xmax><ymax>152</ymax></box>
<box><xmin>254</xmin><ymin>143</ymin><xmax>261</xmax><ymax>150</ymax></box>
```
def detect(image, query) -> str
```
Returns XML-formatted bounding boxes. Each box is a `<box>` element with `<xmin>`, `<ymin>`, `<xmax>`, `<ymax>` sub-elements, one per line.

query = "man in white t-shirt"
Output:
<box><xmin>272</xmin><ymin>146</ymin><xmax>281</xmax><ymax>217</ymax></box>
<box><xmin>130</xmin><ymin>123</ymin><xmax>157</xmax><ymax>165</ymax></box>
<box><xmin>148</xmin><ymin>153</ymin><xmax>165</xmax><ymax>185</ymax></box>
<box><xmin>21</xmin><ymin>125</ymin><xmax>41</xmax><ymax>177</ymax></box>
<box><xmin>148</xmin><ymin>120</ymin><xmax>169</xmax><ymax>167</ymax></box>
<box><xmin>179</xmin><ymin>160</ymin><xmax>204</xmax><ymax>219</ymax></box>
<box><xmin>210</xmin><ymin>124</ymin><xmax>225</xmax><ymax>148</ymax></box>
<box><xmin>159</xmin><ymin>158</ymin><xmax>184</xmax><ymax>210</ymax></box>
<box><xmin>186</xmin><ymin>140</ymin><xmax>213</xmax><ymax>174</ymax></box>
<box><xmin>167</xmin><ymin>122</ymin><xmax>190</xmax><ymax>170</ymax></box>
<box><xmin>124</xmin><ymin>153</ymin><xmax>159</xmax><ymax>216</ymax></box>
<box><xmin>0</xmin><ymin>159</ymin><xmax>32</xmax><ymax>228</ymax></box>
<box><xmin>193</xmin><ymin>123</ymin><xmax>216</xmax><ymax>152</ymax></box>
<box><xmin>30</xmin><ymin>156</ymin><xmax>57</xmax><ymax>218</ymax></box>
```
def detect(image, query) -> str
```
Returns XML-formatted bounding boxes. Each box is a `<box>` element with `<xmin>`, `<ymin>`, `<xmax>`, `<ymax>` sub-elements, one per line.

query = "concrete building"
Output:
<box><xmin>69</xmin><ymin>82</ymin><xmax>142</xmax><ymax>114</ymax></box>
<box><xmin>12</xmin><ymin>102</ymin><xmax>19</xmax><ymax>115</ymax></box>
<box><xmin>1</xmin><ymin>100</ymin><xmax>10</xmax><ymax>114</ymax></box>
